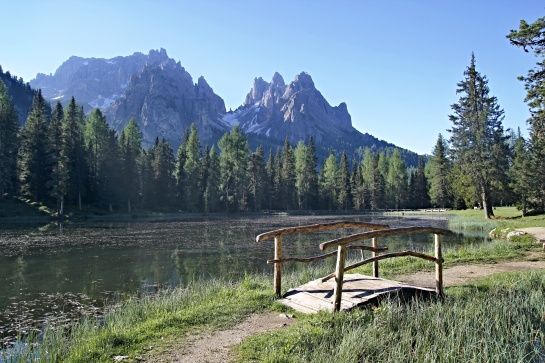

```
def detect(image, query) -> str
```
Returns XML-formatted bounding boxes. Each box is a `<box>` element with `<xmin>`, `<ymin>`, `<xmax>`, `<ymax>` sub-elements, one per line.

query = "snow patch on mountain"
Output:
<box><xmin>220</xmin><ymin>102</ymin><xmax>261</xmax><ymax>129</ymax></box>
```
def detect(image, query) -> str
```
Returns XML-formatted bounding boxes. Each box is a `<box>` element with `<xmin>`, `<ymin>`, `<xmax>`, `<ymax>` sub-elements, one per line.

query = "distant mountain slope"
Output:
<box><xmin>0</xmin><ymin>66</ymin><xmax>43</xmax><ymax>123</ymax></box>
<box><xmin>29</xmin><ymin>49</ymin><xmax>420</xmax><ymax>166</ymax></box>
<box><xmin>221</xmin><ymin>72</ymin><xmax>419</xmax><ymax>166</ymax></box>
<box><xmin>30</xmin><ymin>49</ymin><xmax>170</xmax><ymax>112</ymax></box>
<box><xmin>104</xmin><ymin>58</ymin><xmax>229</xmax><ymax>149</ymax></box>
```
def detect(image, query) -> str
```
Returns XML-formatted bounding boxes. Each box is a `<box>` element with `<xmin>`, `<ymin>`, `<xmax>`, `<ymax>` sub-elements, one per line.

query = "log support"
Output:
<box><xmin>274</xmin><ymin>235</ymin><xmax>282</xmax><ymax>296</ymax></box>
<box><xmin>333</xmin><ymin>245</ymin><xmax>346</xmax><ymax>312</ymax></box>
<box><xmin>435</xmin><ymin>234</ymin><xmax>443</xmax><ymax>297</ymax></box>
<box><xmin>372</xmin><ymin>237</ymin><xmax>379</xmax><ymax>278</ymax></box>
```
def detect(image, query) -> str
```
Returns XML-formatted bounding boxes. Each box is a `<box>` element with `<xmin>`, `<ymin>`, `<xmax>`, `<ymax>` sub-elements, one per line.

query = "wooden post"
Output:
<box><xmin>372</xmin><ymin>237</ymin><xmax>379</xmax><ymax>278</ymax></box>
<box><xmin>435</xmin><ymin>234</ymin><xmax>443</xmax><ymax>297</ymax></box>
<box><xmin>274</xmin><ymin>235</ymin><xmax>282</xmax><ymax>296</ymax></box>
<box><xmin>333</xmin><ymin>245</ymin><xmax>346</xmax><ymax>312</ymax></box>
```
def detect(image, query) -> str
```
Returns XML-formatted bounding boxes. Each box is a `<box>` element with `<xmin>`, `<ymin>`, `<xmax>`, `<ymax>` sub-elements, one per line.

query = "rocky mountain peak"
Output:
<box><xmin>244</xmin><ymin>77</ymin><xmax>270</xmax><ymax>106</ymax></box>
<box><xmin>147</xmin><ymin>48</ymin><xmax>169</xmax><ymax>65</ymax></box>
<box><xmin>271</xmin><ymin>72</ymin><xmax>285</xmax><ymax>87</ymax></box>
<box><xmin>290</xmin><ymin>72</ymin><xmax>315</xmax><ymax>91</ymax></box>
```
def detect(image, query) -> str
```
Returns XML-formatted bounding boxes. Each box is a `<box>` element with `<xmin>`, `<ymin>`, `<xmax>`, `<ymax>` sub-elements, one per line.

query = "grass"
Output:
<box><xmin>447</xmin><ymin>206</ymin><xmax>545</xmax><ymax>231</ymax></box>
<box><xmin>2</xmin><ymin>207</ymin><xmax>544</xmax><ymax>362</ymax></box>
<box><xmin>2</xmin><ymin>276</ymin><xmax>277</xmax><ymax>363</ymax></box>
<box><xmin>235</xmin><ymin>270</ymin><xmax>545</xmax><ymax>362</ymax></box>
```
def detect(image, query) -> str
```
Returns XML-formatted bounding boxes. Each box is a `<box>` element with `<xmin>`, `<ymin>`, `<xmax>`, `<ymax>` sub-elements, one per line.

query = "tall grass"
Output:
<box><xmin>1</xmin><ymin>276</ymin><xmax>276</xmax><ymax>363</ymax></box>
<box><xmin>236</xmin><ymin>270</ymin><xmax>545</xmax><ymax>362</ymax></box>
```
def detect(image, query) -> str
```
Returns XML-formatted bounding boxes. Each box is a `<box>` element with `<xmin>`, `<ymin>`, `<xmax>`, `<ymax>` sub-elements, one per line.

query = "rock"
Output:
<box><xmin>104</xmin><ymin>58</ymin><xmax>228</xmax><ymax>149</ymax></box>
<box><xmin>507</xmin><ymin>230</ymin><xmax>527</xmax><ymax>241</ymax></box>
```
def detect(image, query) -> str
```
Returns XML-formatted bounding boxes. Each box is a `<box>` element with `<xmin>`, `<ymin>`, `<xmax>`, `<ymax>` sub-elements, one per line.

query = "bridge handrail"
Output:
<box><xmin>319</xmin><ymin>226</ymin><xmax>454</xmax><ymax>250</ymax></box>
<box><xmin>256</xmin><ymin>221</ymin><xmax>390</xmax><ymax>297</ymax></box>
<box><xmin>255</xmin><ymin>221</ymin><xmax>390</xmax><ymax>242</ymax></box>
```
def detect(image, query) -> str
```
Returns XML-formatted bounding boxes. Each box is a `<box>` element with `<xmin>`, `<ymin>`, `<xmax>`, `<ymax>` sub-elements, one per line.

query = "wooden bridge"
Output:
<box><xmin>256</xmin><ymin>222</ymin><xmax>454</xmax><ymax>313</ymax></box>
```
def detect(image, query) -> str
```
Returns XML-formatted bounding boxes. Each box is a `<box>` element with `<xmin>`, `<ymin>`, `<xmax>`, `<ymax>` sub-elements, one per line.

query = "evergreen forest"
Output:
<box><xmin>1</xmin><ymin>16</ymin><xmax>544</xmax><ymax>219</ymax></box>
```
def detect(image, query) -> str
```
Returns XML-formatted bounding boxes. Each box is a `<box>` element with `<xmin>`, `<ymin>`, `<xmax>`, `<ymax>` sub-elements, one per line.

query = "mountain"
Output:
<box><xmin>222</xmin><ymin>72</ymin><xmax>418</xmax><ymax>166</ymax></box>
<box><xmin>0</xmin><ymin>66</ymin><xmax>44</xmax><ymax>123</ymax></box>
<box><xmin>104</xmin><ymin>58</ymin><xmax>228</xmax><ymax>149</ymax></box>
<box><xmin>29</xmin><ymin>49</ymin><xmax>419</xmax><ymax>166</ymax></box>
<box><xmin>30</xmin><ymin>49</ymin><xmax>170</xmax><ymax>112</ymax></box>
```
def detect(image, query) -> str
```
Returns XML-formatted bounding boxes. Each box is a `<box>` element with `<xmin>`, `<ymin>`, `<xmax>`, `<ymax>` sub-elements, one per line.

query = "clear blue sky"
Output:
<box><xmin>1</xmin><ymin>1</ymin><xmax>543</xmax><ymax>154</ymax></box>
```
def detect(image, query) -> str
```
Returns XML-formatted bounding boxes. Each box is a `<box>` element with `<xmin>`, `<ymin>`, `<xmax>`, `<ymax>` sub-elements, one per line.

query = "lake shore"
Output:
<box><xmin>3</xmin><ymin>207</ymin><xmax>545</xmax><ymax>362</ymax></box>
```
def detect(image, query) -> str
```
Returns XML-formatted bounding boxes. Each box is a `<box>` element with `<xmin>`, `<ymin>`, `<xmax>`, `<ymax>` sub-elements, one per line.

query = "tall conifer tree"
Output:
<box><xmin>448</xmin><ymin>54</ymin><xmax>509</xmax><ymax>218</ymax></box>
<box><xmin>18</xmin><ymin>90</ymin><xmax>49</xmax><ymax>202</ymax></box>
<box><xmin>0</xmin><ymin>79</ymin><xmax>19</xmax><ymax>198</ymax></box>
<box><xmin>508</xmin><ymin>17</ymin><xmax>545</xmax><ymax>210</ymax></box>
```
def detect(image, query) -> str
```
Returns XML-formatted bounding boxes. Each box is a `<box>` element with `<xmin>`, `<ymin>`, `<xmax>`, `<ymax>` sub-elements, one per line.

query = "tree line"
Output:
<box><xmin>0</xmin><ymin>15</ymin><xmax>543</xmax><ymax>218</ymax></box>
<box><xmin>0</xmin><ymin>83</ymin><xmax>431</xmax><ymax>214</ymax></box>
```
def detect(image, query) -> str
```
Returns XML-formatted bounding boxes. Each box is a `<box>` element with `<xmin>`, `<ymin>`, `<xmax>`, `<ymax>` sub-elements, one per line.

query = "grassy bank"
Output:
<box><xmin>236</xmin><ymin>270</ymin><xmax>545</xmax><ymax>362</ymax></box>
<box><xmin>3</xmin><ymin>207</ymin><xmax>544</xmax><ymax>362</ymax></box>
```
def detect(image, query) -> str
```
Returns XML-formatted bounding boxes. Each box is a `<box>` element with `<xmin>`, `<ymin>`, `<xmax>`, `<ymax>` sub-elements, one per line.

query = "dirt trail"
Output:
<box><xmin>146</xmin><ymin>228</ymin><xmax>545</xmax><ymax>363</ymax></box>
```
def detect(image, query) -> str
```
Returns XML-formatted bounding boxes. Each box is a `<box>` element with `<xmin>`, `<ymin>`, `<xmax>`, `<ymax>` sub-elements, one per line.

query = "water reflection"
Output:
<box><xmin>0</xmin><ymin>214</ymin><xmax>489</xmax><ymax>346</ymax></box>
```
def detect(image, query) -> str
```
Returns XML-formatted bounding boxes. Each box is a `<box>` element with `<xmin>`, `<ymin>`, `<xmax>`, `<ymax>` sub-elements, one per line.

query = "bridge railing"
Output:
<box><xmin>319</xmin><ymin>227</ymin><xmax>454</xmax><ymax>311</ymax></box>
<box><xmin>257</xmin><ymin>222</ymin><xmax>454</xmax><ymax>312</ymax></box>
<box><xmin>256</xmin><ymin>221</ymin><xmax>390</xmax><ymax>296</ymax></box>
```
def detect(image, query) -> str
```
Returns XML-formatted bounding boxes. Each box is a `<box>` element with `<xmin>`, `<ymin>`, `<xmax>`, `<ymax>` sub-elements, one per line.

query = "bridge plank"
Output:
<box><xmin>278</xmin><ymin>273</ymin><xmax>434</xmax><ymax>313</ymax></box>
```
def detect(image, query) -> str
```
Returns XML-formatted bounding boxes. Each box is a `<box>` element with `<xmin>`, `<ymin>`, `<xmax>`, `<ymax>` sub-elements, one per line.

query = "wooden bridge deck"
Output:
<box><xmin>279</xmin><ymin>273</ymin><xmax>435</xmax><ymax>313</ymax></box>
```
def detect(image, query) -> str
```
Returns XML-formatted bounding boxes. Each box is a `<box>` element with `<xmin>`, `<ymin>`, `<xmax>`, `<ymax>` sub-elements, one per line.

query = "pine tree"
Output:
<box><xmin>60</xmin><ymin>97</ymin><xmax>87</xmax><ymax>211</ymax></box>
<box><xmin>151</xmin><ymin>138</ymin><xmax>175</xmax><ymax>211</ymax></box>
<box><xmin>413</xmin><ymin>155</ymin><xmax>429</xmax><ymax>209</ymax></box>
<box><xmin>306</xmin><ymin>137</ymin><xmax>319</xmax><ymax>209</ymax></box>
<box><xmin>0</xmin><ymin>79</ymin><xmax>19</xmax><ymax>198</ymax></box>
<box><xmin>386</xmin><ymin>149</ymin><xmax>408</xmax><ymax>209</ymax></box>
<box><xmin>265</xmin><ymin>149</ymin><xmax>276</xmax><ymax>210</ymax></box>
<box><xmin>182</xmin><ymin>124</ymin><xmax>202</xmax><ymax>212</ymax></box>
<box><xmin>448</xmin><ymin>54</ymin><xmax>510</xmax><ymax>218</ymax></box>
<box><xmin>362</xmin><ymin>149</ymin><xmax>384</xmax><ymax>210</ymax></box>
<box><xmin>509</xmin><ymin>133</ymin><xmax>532</xmax><ymax>216</ymax></box>
<box><xmin>47</xmin><ymin>102</ymin><xmax>63</xmax><ymax>210</ymax></box>
<box><xmin>84</xmin><ymin>108</ymin><xmax>112</xmax><ymax>207</ymax></box>
<box><xmin>508</xmin><ymin>17</ymin><xmax>545</xmax><ymax>210</ymax></box>
<box><xmin>294</xmin><ymin>141</ymin><xmax>310</xmax><ymax>210</ymax></box>
<box><xmin>203</xmin><ymin>146</ymin><xmax>221</xmax><ymax>214</ymax></box>
<box><xmin>272</xmin><ymin>148</ymin><xmax>282</xmax><ymax>210</ymax></box>
<box><xmin>280</xmin><ymin>137</ymin><xmax>296</xmax><ymax>210</ymax></box>
<box><xmin>247</xmin><ymin>145</ymin><xmax>267</xmax><ymax>211</ymax></box>
<box><xmin>174</xmin><ymin>128</ymin><xmax>190</xmax><ymax>209</ymax></box>
<box><xmin>427</xmin><ymin>134</ymin><xmax>452</xmax><ymax>208</ymax></box>
<box><xmin>337</xmin><ymin>151</ymin><xmax>351</xmax><ymax>211</ymax></box>
<box><xmin>351</xmin><ymin>160</ymin><xmax>366</xmax><ymax>210</ymax></box>
<box><xmin>319</xmin><ymin>151</ymin><xmax>338</xmax><ymax>210</ymax></box>
<box><xmin>17</xmin><ymin>90</ymin><xmax>50</xmax><ymax>202</ymax></box>
<box><xmin>119</xmin><ymin>117</ymin><xmax>143</xmax><ymax>213</ymax></box>
<box><xmin>218</xmin><ymin>126</ymin><xmax>250</xmax><ymax>213</ymax></box>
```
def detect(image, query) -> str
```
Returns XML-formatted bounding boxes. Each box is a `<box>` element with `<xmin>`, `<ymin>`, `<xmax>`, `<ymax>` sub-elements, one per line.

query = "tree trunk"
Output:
<box><xmin>59</xmin><ymin>195</ymin><xmax>64</xmax><ymax>217</ymax></box>
<box><xmin>127</xmin><ymin>198</ymin><xmax>131</xmax><ymax>214</ymax></box>
<box><xmin>482</xmin><ymin>190</ymin><xmax>494</xmax><ymax>219</ymax></box>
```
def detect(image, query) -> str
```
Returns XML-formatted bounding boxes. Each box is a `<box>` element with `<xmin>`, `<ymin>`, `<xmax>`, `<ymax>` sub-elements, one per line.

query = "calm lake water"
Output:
<box><xmin>0</xmin><ymin>214</ymin><xmax>487</xmax><ymax>346</ymax></box>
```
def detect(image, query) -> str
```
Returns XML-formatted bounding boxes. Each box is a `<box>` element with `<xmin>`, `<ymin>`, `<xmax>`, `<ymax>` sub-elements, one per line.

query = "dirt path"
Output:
<box><xmin>144</xmin><ymin>312</ymin><xmax>297</xmax><ymax>363</ymax></box>
<box><xmin>146</xmin><ymin>228</ymin><xmax>545</xmax><ymax>363</ymax></box>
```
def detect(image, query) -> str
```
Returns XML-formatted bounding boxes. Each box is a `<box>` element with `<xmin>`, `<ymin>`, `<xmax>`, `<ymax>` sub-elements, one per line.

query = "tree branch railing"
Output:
<box><xmin>256</xmin><ymin>222</ymin><xmax>390</xmax><ymax>296</ymax></box>
<box><xmin>318</xmin><ymin>227</ymin><xmax>454</xmax><ymax>311</ymax></box>
<box><xmin>257</xmin><ymin>222</ymin><xmax>453</xmax><ymax>312</ymax></box>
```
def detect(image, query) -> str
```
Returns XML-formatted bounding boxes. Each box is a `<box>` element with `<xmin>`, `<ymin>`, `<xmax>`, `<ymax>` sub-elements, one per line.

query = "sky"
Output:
<box><xmin>1</xmin><ymin>0</ymin><xmax>543</xmax><ymax>154</ymax></box>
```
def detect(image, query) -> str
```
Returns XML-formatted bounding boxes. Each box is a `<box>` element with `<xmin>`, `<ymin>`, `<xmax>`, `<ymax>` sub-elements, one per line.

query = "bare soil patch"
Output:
<box><xmin>144</xmin><ymin>312</ymin><xmax>297</xmax><ymax>363</ymax></box>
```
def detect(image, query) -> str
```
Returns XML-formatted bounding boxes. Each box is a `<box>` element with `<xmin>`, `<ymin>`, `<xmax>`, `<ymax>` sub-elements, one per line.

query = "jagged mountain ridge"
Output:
<box><xmin>30</xmin><ymin>49</ymin><xmax>170</xmax><ymax>112</ymax></box>
<box><xmin>0</xmin><ymin>66</ymin><xmax>51</xmax><ymax>123</ymax></box>
<box><xmin>28</xmin><ymin>49</ymin><xmax>419</xmax><ymax>165</ymax></box>
<box><xmin>104</xmin><ymin>57</ymin><xmax>228</xmax><ymax>148</ymax></box>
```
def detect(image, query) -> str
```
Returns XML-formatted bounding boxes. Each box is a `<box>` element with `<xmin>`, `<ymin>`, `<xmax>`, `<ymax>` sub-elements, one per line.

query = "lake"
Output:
<box><xmin>0</xmin><ymin>214</ymin><xmax>487</xmax><ymax>346</ymax></box>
